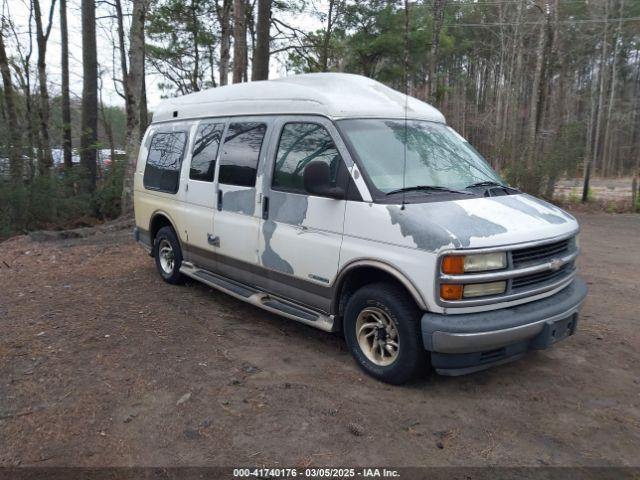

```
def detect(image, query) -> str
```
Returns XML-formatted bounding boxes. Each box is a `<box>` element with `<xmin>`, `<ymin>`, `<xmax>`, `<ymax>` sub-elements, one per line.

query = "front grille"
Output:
<box><xmin>512</xmin><ymin>238</ymin><xmax>571</xmax><ymax>268</ymax></box>
<box><xmin>512</xmin><ymin>262</ymin><xmax>574</xmax><ymax>290</ymax></box>
<box><xmin>438</xmin><ymin>234</ymin><xmax>578</xmax><ymax>306</ymax></box>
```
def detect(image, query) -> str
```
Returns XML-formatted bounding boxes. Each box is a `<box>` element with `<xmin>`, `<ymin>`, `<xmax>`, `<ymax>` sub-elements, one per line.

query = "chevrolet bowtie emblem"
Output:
<box><xmin>549</xmin><ymin>258</ymin><xmax>563</xmax><ymax>271</ymax></box>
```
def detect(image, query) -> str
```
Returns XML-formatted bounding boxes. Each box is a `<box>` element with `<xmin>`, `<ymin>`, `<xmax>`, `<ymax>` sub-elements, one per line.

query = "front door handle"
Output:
<box><xmin>262</xmin><ymin>196</ymin><xmax>269</xmax><ymax>220</ymax></box>
<box><xmin>217</xmin><ymin>190</ymin><xmax>223</xmax><ymax>211</ymax></box>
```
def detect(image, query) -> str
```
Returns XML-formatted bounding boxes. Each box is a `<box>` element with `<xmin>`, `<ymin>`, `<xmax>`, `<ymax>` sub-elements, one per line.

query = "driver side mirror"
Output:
<box><xmin>303</xmin><ymin>161</ymin><xmax>345</xmax><ymax>199</ymax></box>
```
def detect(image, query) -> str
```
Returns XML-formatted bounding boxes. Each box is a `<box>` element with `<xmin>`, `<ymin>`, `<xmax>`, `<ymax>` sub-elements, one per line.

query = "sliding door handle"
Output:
<box><xmin>207</xmin><ymin>234</ymin><xmax>220</xmax><ymax>247</ymax></box>
<box><xmin>217</xmin><ymin>190</ymin><xmax>223</xmax><ymax>211</ymax></box>
<box><xmin>262</xmin><ymin>196</ymin><xmax>269</xmax><ymax>220</ymax></box>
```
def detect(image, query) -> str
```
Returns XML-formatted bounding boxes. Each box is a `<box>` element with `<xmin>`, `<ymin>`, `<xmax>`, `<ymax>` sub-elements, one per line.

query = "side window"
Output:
<box><xmin>143</xmin><ymin>131</ymin><xmax>187</xmax><ymax>194</ymax></box>
<box><xmin>273</xmin><ymin>123</ymin><xmax>341</xmax><ymax>194</ymax></box>
<box><xmin>218</xmin><ymin>122</ymin><xmax>267</xmax><ymax>187</ymax></box>
<box><xmin>190</xmin><ymin>122</ymin><xmax>225</xmax><ymax>182</ymax></box>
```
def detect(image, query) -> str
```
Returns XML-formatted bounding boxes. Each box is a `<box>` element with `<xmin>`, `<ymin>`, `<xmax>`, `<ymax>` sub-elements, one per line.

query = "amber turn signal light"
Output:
<box><xmin>442</xmin><ymin>255</ymin><xmax>465</xmax><ymax>274</ymax></box>
<box><xmin>440</xmin><ymin>283</ymin><xmax>463</xmax><ymax>301</ymax></box>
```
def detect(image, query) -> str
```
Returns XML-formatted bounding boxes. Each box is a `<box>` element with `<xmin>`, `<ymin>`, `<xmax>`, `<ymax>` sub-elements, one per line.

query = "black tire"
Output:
<box><xmin>153</xmin><ymin>226</ymin><xmax>185</xmax><ymax>284</ymax></box>
<box><xmin>344</xmin><ymin>282</ymin><xmax>427</xmax><ymax>384</ymax></box>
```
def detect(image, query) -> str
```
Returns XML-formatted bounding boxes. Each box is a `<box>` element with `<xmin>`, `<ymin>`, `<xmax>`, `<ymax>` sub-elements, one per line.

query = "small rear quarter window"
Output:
<box><xmin>143</xmin><ymin>131</ymin><xmax>188</xmax><ymax>193</ymax></box>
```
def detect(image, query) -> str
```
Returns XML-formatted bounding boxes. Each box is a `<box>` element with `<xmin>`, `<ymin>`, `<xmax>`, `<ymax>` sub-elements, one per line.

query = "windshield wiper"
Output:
<box><xmin>465</xmin><ymin>181</ymin><xmax>505</xmax><ymax>189</ymax></box>
<box><xmin>386</xmin><ymin>185</ymin><xmax>474</xmax><ymax>196</ymax></box>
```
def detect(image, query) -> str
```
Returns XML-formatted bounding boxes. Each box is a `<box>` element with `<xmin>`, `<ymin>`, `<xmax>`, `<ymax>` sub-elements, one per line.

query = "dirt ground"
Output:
<box><xmin>0</xmin><ymin>212</ymin><xmax>639</xmax><ymax>468</ymax></box>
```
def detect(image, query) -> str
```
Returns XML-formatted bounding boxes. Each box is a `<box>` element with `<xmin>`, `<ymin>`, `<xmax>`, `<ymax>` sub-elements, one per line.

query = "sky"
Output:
<box><xmin>3</xmin><ymin>0</ymin><xmax>325</xmax><ymax>110</ymax></box>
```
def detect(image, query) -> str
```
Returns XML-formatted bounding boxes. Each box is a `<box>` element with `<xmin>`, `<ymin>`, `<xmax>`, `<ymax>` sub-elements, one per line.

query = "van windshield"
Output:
<box><xmin>338</xmin><ymin>119</ymin><xmax>503</xmax><ymax>196</ymax></box>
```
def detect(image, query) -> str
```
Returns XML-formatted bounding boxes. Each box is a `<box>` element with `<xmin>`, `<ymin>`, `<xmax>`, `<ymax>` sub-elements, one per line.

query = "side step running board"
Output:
<box><xmin>193</xmin><ymin>269</ymin><xmax>257</xmax><ymax>298</ymax></box>
<box><xmin>180</xmin><ymin>263</ymin><xmax>336</xmax><ymax>332</ymax></box>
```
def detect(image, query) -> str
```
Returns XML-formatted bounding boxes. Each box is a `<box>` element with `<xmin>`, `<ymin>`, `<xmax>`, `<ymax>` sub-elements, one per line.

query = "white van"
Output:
<box><xmin>133</xmin><ymin>73</ymin><xmax>587</xmax><ymax>384</ymax></box>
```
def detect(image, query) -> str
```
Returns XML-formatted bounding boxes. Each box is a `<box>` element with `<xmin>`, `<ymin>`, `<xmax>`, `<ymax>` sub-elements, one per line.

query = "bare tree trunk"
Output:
<box><xmin>244</xmin><ymin>3</ymin><xmax>251</xmax><ymax>82</ymax></box>
<box><xmin>140</xmin><ymin>61</ymin><xmax>148</xmax><ymax>136</ymax></box>
<box><xmin>217</xmin><ymin>0</ymin><xmax>232</xmax><ymax>86</ymax></box>
<box><xmin>525</xmin><ymin>0</ymin><xmax>551</xmax><ymax>172</ymax></box>
<box><xmin>81</xmin><ymin>0</ymin><xmax>98</xmax><ymax>192</ymax></box>
<box><xmin>99</xmin><ymin>71</ymin><xmax>116</xmax><ymax>164</ymax></box>
<box><xmin>602</xmin><ymin>0</ymin><xmax>624</xmax><ymax>178</ymax></box>
<box><xmin>525</xmin><ymin>33</ymin><xmax>543</xmax><ymax>169</ymax></box>
<box><xmin>208</xmin><ymin>43</ymin><xmax>218</xmax><ymax>87</ymax></box>
<box><xmin>509</xmin><ymin>1</ymin><xmax>524</xmax><ymax>165</ymax></box>
<box><xmin>583</xmin><ymin>2</ymin><xmax>609</xmax><ymax>202</ymax></box>
<box><xmin>9</xmin><ymin>5</ymin><xmax>37</xmax><ymax>180</ymax></box>
<box><xmin>120</xmin><ymin>0</ymin><xmax>147</xmax><ymax>214</ymax></box>
<box><xmin>494</xmin><ymin>2</ymin><xmax>506</xmax><ymax>158</ymax></box>
<box><xmin>583</xmin><ymin>60</ymin><xmax>598</xmax><ymax>202</ymax></box>
<box><xmin>252</xmin><ymin>0</ymin><xmax>271</xmax><ymax>80</ymax></box>
<box><xmin>320</xmin><ymin>0</ymin><xmax>336</xmax><ymax>72</ymax></box>
<box><xmin>629</xmin><ymin>51</ymin><xmax>640</xmax><ymax>178</ymax></box>
<box><xmin>32</xmin><ymin>0</ymin><xmax>57</xmax><ymax>172</ymax></box>
<box><xmin>60</xmin><ymin>0</ymin><xmax>73</xmax><ymax>169</ymax></box>
<box><xmin>0</xmin><ymin>26</ymin><xmax>22</xmax><ymax>180</ymax></box>
<box><xmin>190</xmin><ymin>0</ymin><xmax>201</xmax><ymax>91</ymax></box>
<box><xmin>427</xmin><ymin>0</ymin><xmax>446</xmax><ymax>102</ymax></box>
<box><xmin>232</xmin><ymin>0</ymin><xmax>247</xmax><ymax>83</ymax></box>
<box><xmin>592</xmin><ymin>0</ymin><xmax>609</xmax><ymax>179</ymax></box>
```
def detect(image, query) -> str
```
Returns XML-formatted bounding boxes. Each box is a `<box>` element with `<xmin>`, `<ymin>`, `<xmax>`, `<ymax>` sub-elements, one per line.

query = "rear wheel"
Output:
<box><xmin>344</xmin><ymin>282</ymin><xmax>427</xmax><ymax>384</ymax></box>
<box><xmin>153</xmin><ymin>226</ymin><xmax>184</xmax><ymax>284</ymax></box>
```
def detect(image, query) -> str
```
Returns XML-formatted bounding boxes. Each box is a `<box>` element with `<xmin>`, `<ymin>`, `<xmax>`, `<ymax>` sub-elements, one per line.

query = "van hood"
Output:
<box><xmin>380</xmin><ymin>193</ymin><xmax>578</xmax><ymax>252</ymax></box>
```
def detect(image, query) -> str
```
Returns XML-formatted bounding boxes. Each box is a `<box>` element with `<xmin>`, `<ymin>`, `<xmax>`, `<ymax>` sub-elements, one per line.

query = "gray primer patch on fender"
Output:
<box><xmin>498</xmin><ymin>195</ymin><xmax>569</xmax><ymax>225</ymax></box>
<box><xmin>223</xmin><ymin>188</ymin><xmax>255</xmax><ymax>215</ymax></box>
<box><xmin>261</xmin><ymin>221</ymin><xmax>294</xmax><ymax>274</ymax></box>
<box><xmin>387</xmin><ymin>203</ymin><xmax>508</xmax><ymax>251</ymax></box>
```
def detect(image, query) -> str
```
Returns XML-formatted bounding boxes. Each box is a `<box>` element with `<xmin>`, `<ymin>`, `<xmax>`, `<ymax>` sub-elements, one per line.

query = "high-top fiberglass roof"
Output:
<box><xmin>152</xmin><ymin>73</ymin><xmax>446</xmax><ymax>124</ymax></box>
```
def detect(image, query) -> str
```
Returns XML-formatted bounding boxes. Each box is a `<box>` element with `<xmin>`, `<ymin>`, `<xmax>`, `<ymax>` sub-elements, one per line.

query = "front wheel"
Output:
<box><xmin>153</xmin><ymin>226</ymin><xmax>185</xmax><ymax>284</ymax></box>
<box><xmin>344</xmin><ymin>282</ymin><xmax>427</xmax><ymax>384</ymax></box>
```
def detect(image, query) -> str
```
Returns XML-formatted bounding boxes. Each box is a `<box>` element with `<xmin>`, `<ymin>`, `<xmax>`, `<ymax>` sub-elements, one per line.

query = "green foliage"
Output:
<box><xmin>502</xmin><ymin>123</ymin><xmax>585</xmax><ymax>198</ymax></box>
<box><xmin>539</xmin><ymin>123</ymin><xmax>585</xmax><ymax>198</ymax></box>
<box><xmin>94</xmin><ymin>154</ymin><xmax>127</xmax><ymax>219</ymax></box>
<box><xmin>0</xmin><ymin>160</ymin><xmax>127</xmax><ymax>240</ymax></box>
<box><xmin>146</xmin><ymin>0</ymin><xmax>218</xmax><ymax>96</ymax></box>
<box><xmin>568</xmin><ymin>188</ymin><xmax>580</xmax><ymax>204</ymax></box>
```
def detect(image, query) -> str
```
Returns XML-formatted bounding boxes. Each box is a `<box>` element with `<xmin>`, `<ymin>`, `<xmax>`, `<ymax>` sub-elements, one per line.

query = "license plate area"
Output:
<box><xmin>531</xmin><ymin>313</ymin><xmax>578</xmax><ymax>350</ymax></box>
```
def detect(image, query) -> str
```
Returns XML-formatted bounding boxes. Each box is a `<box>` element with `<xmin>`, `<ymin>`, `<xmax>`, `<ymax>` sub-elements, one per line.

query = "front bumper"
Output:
<box><xmin>421</xmin><ymin>278</ymin><xmax>588</xmax><ymax>375</ymax></box>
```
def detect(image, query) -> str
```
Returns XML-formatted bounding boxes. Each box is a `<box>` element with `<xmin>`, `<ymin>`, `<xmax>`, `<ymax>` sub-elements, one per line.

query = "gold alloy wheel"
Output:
<box><xmin>355</xmin><ymin>307</ymin><xmax>400</xmax><ymax>366</ymax></box>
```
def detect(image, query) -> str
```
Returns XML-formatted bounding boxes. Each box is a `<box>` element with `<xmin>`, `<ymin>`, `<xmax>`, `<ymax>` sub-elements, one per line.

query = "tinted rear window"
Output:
<box><xmin>218</xmin><ymin>122</ymin><xmax>267</xmax><ymax>187</ymax></box>
<box><xmin>190</xmin><ymin>123</ymin><xmax>225</xmax><ymax>182</ymax></box>
<box><xmin>143</xmin><ymin>132</ymin><xmax>187</xmax><ymax>193</ymax></box>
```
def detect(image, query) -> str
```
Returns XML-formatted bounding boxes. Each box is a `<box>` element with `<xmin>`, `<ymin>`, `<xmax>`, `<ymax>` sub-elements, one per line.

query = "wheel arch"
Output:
<box><xmin>148</xmin><ymin>210</ymin><xmax>180</xmax><ymax>255</ymax></box>
<box><xmin>332</xmin><ymin>260</ymin><xmax>428</xmax><ymax>327</ymax></box>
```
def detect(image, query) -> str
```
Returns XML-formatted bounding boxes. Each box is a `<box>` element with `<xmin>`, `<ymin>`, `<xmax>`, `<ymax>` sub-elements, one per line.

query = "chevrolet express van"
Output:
<box><xmin>133</xmin><ymin>73</ymin><xmax>587</xmax><ymax>384</ymax></box>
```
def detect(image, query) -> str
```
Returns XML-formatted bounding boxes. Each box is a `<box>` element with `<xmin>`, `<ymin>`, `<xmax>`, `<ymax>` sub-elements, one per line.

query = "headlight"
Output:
<box><xmin>463</xmin><ymin>281</ymin><xmax>506</xmax><ymax>298</ymax></box>
<box><xmin>442</xmin><ymin>252</ymin><xmax>507</xmax><ymax>274</ymax></box>
<box><xmin>440</xmin><ymin>280</ymin><xmax>507</xmax><ymax>300</ymax></box>
<box><xmin>440</xmin><ymin>252</ymin><xmax>508</xmax><ymax>301</ymax></box>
